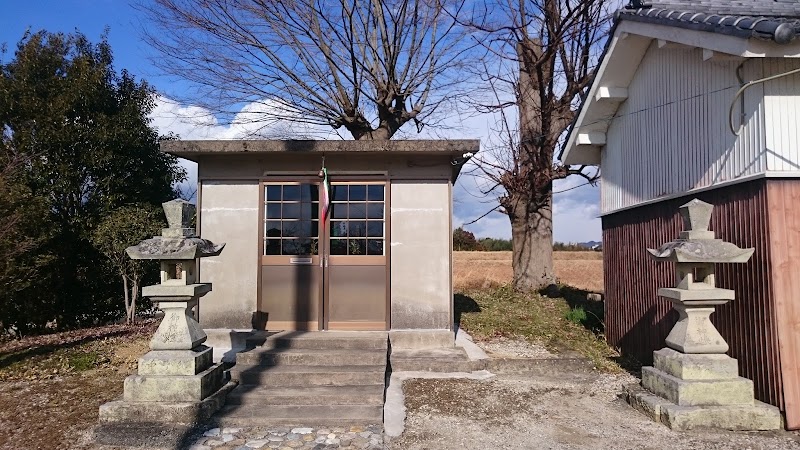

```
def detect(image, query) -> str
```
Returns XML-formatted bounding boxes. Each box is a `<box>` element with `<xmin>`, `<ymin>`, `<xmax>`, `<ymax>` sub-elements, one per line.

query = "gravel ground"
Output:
<box><xmin>388</xmin><ymin>340</ymin><xmax>800</xmax><ymax>450</ymax></box>
<box><xmin>479</xmin><ymin>337</ymin><xmax>558</xmax><ymax>359</ymax></box>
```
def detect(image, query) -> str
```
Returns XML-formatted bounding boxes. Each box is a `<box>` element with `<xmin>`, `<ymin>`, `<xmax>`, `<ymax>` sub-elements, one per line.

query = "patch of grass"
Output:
<box><xmin>564</xmin><ymin>306</ymin><xmax>588</xmax><ymax>325</ymax></box>
<box><xmin>456</xmin><ymin>284</ymin><xmax>623</xmax><ymax>372</ymax></box>
<box><xmin>0</xmin><ymin>321</ymin><xmax>156</xmax><ymax>380</ymax></box>
<box><xmin>67</xmin><ymin>350</ymin><xmax>102</xmax><ymax>371</ymax></box>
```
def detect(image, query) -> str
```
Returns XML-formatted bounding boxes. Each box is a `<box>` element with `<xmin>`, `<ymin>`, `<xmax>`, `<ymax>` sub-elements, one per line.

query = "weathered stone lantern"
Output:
<box><xmin>625</xmin><ymin>199</ymin><xmax>781</xmax><ymax>430</ymax></box>
<box><xmin>98</xmin><ymin>199</ymin><xmax>233</xmax><ymax>429</ymax></box>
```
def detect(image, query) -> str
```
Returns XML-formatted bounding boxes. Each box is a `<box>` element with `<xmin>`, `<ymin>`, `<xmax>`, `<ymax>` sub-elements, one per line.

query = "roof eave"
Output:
<box><xmin>161</xmin><ymin>139</ymin><xmax>481</xmax><ymax>160</ymax></box>
<box><xmin>561</xmin><ymin>16</ymin><xmax>800</xmax><ymax>166</ymax></box>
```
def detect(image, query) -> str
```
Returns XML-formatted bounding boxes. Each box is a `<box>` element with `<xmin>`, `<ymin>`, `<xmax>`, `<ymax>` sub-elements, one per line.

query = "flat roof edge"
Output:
<box><xmin>161</xmin><ymin>139</ymin><xmax>480</xmax><ymax>158</ymax></box>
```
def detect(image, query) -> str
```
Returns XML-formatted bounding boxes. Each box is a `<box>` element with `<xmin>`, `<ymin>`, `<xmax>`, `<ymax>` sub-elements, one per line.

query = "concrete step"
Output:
<box><xmin>236</xmin><ymin>348</ymin><xmax>387</xmax><ymax>366</ymax></box>
<box><xmin>389</xmin><ymin>348</ymin><xmax>479</xmax><ymax>372</ymax></box>
<box><xmin>215</xmin><ymin>404</ymin><xmax>384</xmax><ymax>427</ymax></box>
<box><xmin>254</xmin><ymin>331</ymin><xmax>388</xmax><ymax>351</ymax></box>
<box><xmin>225</xmin><ymin>385</ymin><xmax>385</xmax><ymax>406</ymax></box>
<box><xmin>231</xmin><ymin>364</ymin><xmax>387</xmax><ymax>386</ymax></box>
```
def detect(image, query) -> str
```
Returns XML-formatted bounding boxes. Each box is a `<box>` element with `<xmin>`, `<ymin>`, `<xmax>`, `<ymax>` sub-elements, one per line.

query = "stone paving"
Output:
<box><xmin>189</xmin><ymin>425</ymin><xmax>385</xmax><ymax>450</ymax></box>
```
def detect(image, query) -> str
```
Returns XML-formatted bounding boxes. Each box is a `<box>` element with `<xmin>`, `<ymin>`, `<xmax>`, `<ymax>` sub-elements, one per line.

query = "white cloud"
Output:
<box><xmin>149</xmin><ymin>96</ymin><xmax>602</xmax><ymax>242</ymax></box>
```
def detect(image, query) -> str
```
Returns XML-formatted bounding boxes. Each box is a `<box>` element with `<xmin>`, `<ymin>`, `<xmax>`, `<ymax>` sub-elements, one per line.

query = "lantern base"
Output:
<box><xmin>624</xmin><ymin>383</ymin><xmax>781</xmax><ymax>431</ymax></box>
<box><xmin>626</xmin><ymin>348</ymin><xmax>782</xmax><ymax>430</ymax></box>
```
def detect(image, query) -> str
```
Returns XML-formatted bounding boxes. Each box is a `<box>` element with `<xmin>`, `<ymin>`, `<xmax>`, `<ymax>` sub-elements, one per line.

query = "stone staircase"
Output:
<box><xmin>217</xmin><ymin>331</ymin><xmax>388</xmax><ymax>426</ymax></box>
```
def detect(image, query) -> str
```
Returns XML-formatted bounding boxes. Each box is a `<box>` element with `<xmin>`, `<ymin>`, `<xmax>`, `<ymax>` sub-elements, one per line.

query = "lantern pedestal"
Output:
<box><xmin>97</xmin><ymin>199</ymin><xmax>231</xmax><ymax>433</ymax></box>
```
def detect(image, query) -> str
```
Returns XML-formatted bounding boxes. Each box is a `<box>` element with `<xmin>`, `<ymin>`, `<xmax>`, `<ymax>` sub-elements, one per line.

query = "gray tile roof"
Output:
<box><xmin>620</xmin><ymin>0</ymin><xmax>800</xmax><ymax>43</ymax></box>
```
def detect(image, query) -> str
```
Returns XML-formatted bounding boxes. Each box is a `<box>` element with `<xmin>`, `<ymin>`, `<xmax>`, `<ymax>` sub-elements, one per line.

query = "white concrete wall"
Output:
<box><xmin>390</xmin><ymin>180</ymin><xmax>452</xmax><ymax>330</ymax></box>
<box><xmin>198</xmin><ymin>180</ymin><xmax>260</xmax><ymax>329</ymax></box>
<box><xmin>602</xmin><ymin>44</ymin><xmax>769</xmax><ymax>214</ymax></box>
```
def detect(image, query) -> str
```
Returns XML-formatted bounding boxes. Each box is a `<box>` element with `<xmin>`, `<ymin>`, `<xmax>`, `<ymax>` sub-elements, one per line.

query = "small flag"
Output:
<box><xmin>320</xmin><ymin>167</ymin><xmax>330</xmax><ymax>223</ymax></box>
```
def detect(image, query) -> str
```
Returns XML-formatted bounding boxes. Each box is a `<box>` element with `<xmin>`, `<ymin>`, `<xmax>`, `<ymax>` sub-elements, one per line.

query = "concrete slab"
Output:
<box><xmin>99</xmin><ymin>380</ymin><xmax>236</xmax><ymax>426</ymax></box>
<box><xmin>138</xmin><ymin>346</ymin><xmax>213</xmax><ymax>376</ymax></box>
<box><xmin>642</xmin><ymin>366</ymin><xmax>754</xmax><ymax>407</ymax></box>
<box><xmin>124</xmin><ymin>363</ymin><xmax>225</xmax><ymax>403</ymax></box>
<box><xmin>384</xmin><ymin>370</ymin><xmax>495</xmax><ymax>437</ymax></box>
<box><xmin>653</xmin><ymin>348</ymin><xmax>739</xmax><ymax>380</ymax></box>
<box><xmin>454</xmin><ymin>328</ymin><xmax>489</xmax><ymax>361</ymax></box>
<box><xmin>389</xmin><ymin>330</ymin><xmax>454</xmax><ymax>349</ymax></box>
<box><xmin>624</xmin><ymin>383</ymin><xmax>782</xmax><ymax>431</ymax></box>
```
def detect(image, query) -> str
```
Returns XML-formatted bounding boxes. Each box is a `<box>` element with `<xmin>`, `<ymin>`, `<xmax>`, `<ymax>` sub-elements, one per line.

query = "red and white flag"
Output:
<box><xmin>320</xmin><ymin>167</ymin><xmax>330</xmax><ymax>223</ymax></box>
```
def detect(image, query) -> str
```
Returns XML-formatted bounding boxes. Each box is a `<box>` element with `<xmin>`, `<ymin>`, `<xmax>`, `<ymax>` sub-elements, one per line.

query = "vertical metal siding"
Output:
<box><xmin>602</xmin><ymin>179</ymin><xmax>783</xmax><ymax>413</ymax></box>
<box><xmin>764</xmin><ymin>58</ymin><xmax>800</xmax><ymax>172</ymax></box>
<box><xmin>602</xmin><ymin>44</ymin><xmax>767</xmax><ymax>213</ymax></box>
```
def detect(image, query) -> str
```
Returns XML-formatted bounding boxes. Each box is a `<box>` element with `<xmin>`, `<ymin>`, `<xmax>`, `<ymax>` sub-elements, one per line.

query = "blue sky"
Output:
<box><xmin>1</xmin><ymin>1</ymin><xmax>602</xmax><ymax>243</ymax></box>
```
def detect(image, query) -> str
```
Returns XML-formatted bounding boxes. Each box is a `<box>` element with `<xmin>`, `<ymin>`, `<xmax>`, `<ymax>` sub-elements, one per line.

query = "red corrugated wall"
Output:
<box><xmin>602</xmin><ymin>178</ymin><xmax>783</xmax><ymax>411</ymax></box>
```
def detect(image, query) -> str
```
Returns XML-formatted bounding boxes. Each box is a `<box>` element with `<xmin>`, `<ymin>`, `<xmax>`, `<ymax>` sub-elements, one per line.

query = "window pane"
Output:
<box><xmin>266</xmin><ymin>185</ymin><xmax>281</xmax><ymax>201</ymax></box>
<box><xmin>348</xmin><ymin>239</ymin><xmax>366</xmax><ymax>255</ymax></box>
<box><xmin>331</xmin><ymin>203</ymin><xmax>348</xmax><ymax>219</ymax></box>
<box><xmin>331</xmin><ymin>221</ymin><xmax>348</xmax><ymax>237</ymax></box>
<box><xmin>348</xmin><ymin>221</ymin><xmax>367</xmax><ymax>237</ymax></box>
<box><xmin>349</xmin><ymin>203</ymin><xmax>367</xmax><ymax>219</ymax></box>
<box><xmin>332</xmin><ymin>185</ymin><xmax>347</xmax><ymax>201</ymax></box>
<box><xmin>367</xmin><ymin>221</ymin><xmax>383</xmax><ymax>237</ymax></box>
<box><xmin>284</xmin><ymin>221</ymin><xmax>318</xmax><ymax>238</ymax></box>
<box><xmin>367</xmin><ymin>185</ymin><xmax>384</xmax><ymax>201</ymax></box>
<box><xmin>330</xmin><ymin>239</ymin><xmax>347</xmax><ymax>255</ymax></box>
<box><xmin>265</xmin><ymin>221</ymin><xmax>282</xmax><ymax>238</ymax></box>
<box><xmin>265</xmin><ymin>239</ymin><xmax>281</xmax><ymax>255</ymax></box>
<box><xmin>367</xmin><ymin>203</ymin><xmax>383</xmax><ymax>219</ymax></box>
<box><xmin>295</xmin><ymin>239</ymin><xmax>316</xmax><ymax>255</ymax></box>
<box><xmin>300</xmin><ymin>183</ymin><xmax>318</xmax><ymax>202</ymax></box>
<box><xmin>283</xmin><ymin>184</ymin><xmax>301</xmax><ymax>201</ymax></box>
<box><xmin>282</xmin><ymin>240</ymin><xmax>300</xmax><ymax>255</ymax></box>
<box><xmin>301</xmin><ymin>202</ymin><xmax>319</xmax><ymax>221</ymax></box>
<box><xmin>282</xmin><ymin>203</ymin><xmax>301</xmax><ymax>219</ymax></box>
<box><xmin>367</xmin><ymin>239</ymin><xmax>383</xmax><ymax>255</ymax></box>
<box><xmin>349</xmin><ymin>185</ymin><xmax>366</xmax><ymax>201</ymax></box>
<box><xmin>266</xmin><ymin>203</ymin><xmax>281</xmax><ymax>219</ymax></box>
<box><xmin>280</xmin><ymin>221</ymin><xmax>297</xmax><ymax>238</ymax></box>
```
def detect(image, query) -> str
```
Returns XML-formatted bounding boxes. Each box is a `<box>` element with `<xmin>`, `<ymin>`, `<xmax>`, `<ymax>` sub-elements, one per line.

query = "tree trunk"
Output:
<box><xmin>350</xmin><ymin>127</ymin><xmax>392</xmax><ymax>140</ymax></box>
<box><xmin>122</xmin><ymin>275</ymin><xmax>132</xmax><ymax>325</ymax></box>
<box><xmin>130</xmin><ymin>277</ymin><xmax>139</xmax><ymax>325</ymax></box>
<box><xmin>509</xmin><ymin>191</ymin><xmax>555</xmax><ymax>292</ymax></box>
<box><xmin>507</xmin><ymin>38</ymin><xmax>556</xmax><ymax>292</ymax></box>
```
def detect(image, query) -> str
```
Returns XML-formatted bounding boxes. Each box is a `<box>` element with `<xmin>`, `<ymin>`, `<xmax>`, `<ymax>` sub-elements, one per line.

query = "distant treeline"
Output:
<box><xmin>453</xmin><ymin>227</ymin><xmax>598</xmax><ymax>252</ymax></box>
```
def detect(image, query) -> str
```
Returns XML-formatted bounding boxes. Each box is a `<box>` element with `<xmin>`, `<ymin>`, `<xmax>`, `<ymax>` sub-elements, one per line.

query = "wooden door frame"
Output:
<box><xmin>322</xmin><ymin>178</ymin><xmax>391</xmax><ymax>331</ymax></box>
<box><xmin>257</xmin><ymin>172</ymin><xmax>391</xmax><ymax>331</ymax></box>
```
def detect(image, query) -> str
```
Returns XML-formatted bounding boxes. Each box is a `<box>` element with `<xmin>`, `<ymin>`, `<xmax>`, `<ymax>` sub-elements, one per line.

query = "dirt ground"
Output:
<box><xmin>389</xmin><ymin>340</ymin><xmax>800</xmax><ymax>450</ymax></box>
<box><xmin>0</xmin><ymin>323</ymin><xmax>154</xmax><ymax>450</ymax></box>
<box><xmin>453</xmin><ymin>251</ymin><xmax>604</xmax><ymax>293</ymax></box>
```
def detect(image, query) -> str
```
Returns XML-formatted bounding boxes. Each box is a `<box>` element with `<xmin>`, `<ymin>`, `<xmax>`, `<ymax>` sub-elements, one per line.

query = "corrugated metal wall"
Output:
<box><xmin>602</xmin><ymin>178</ymin><xmax>783</xmax><ymax>411</ymax></box>
<box><xmin>602</xmin><ymin>43</ymin><xmax>766</xmax><ymax>213</ymax></box>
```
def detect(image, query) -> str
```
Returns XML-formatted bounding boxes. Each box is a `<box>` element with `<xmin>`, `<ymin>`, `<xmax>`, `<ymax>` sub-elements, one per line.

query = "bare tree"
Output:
<box><xmin>466</xmin><ymin>0</ymin><xmax>610</xmax><ymax>292</ymax></box>
<box><xmin>139</xmin><ymin>0</ymin><xmax>477</xmax><ymax>140</ymax></box>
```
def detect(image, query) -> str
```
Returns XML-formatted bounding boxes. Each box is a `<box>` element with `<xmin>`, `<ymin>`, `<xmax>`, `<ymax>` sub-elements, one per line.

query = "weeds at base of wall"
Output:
<box><xmin>455</xmin><ymin>284</ymin><xmax>624</xmax><ymax>373</ymax></box>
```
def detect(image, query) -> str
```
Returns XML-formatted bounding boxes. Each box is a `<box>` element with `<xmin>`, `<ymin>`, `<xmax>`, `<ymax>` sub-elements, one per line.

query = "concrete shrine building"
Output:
<box><xmin>161</xmin><ymin>139</ymin><xmax>477</xmax><ymax>334</ymax></box>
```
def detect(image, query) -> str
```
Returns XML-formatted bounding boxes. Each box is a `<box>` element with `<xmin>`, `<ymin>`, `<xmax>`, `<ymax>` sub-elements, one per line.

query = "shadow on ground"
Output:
<box><xmin>557</xmin><ymin>285</ymin><xmax>604</xmax><ymax>335</ymax></box>
<box><xmin>454</xmin><ymin>293</ymin><xmax>481</xmax><ymax>328</ymax></box>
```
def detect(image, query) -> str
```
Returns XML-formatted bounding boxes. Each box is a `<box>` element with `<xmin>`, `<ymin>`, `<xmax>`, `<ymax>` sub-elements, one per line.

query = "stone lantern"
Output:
<box><xmin>98</xmin><ymin>199</ymin><xmax>233</xmax><ymax>430</ymax></box>
<box><xmin>625</xmin><ymin>199</ymin><xmax>781</xmax><ymax>431</ymax></box>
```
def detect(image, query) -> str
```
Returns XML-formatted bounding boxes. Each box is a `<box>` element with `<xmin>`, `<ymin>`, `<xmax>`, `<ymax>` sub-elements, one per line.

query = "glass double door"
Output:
<box><xmin>259</xmin><ymin>180</ymin><xmax>387</xmax><ymax>330</ymax></box>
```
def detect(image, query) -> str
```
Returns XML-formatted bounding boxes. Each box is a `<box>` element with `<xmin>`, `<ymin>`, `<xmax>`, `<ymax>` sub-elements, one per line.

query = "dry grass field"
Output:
<box><xmin>453</xmin><ymin>251</ymin><xmax>603</xmax><ymax>293</ymax></box>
